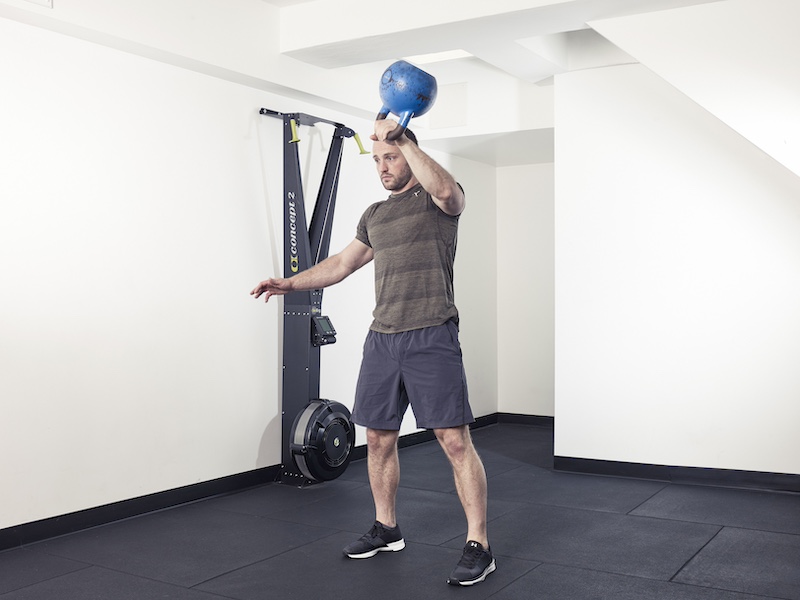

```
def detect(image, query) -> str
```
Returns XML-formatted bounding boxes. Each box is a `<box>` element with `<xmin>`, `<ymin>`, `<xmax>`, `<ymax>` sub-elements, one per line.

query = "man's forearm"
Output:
<box><xmin>395</xmin><ymin>136</ymin><xmax>464</xmax><ymax>214</ymax></box>
<box><xmin>396</xmin><ymin>138</ymin><xmax>455</xmax><ymax>197</ymax></box>
<box><xmin>285</xmin><ymin>254</ymin><xmax>350</xmax><ymax>292</ymax></box>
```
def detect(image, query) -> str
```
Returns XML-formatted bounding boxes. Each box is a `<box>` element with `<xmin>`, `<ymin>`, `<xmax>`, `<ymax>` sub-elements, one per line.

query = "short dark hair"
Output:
<box><xmin>403</xmin><ymin>128</ymin><xmax>418</xmax><ymax>146</ymax></box>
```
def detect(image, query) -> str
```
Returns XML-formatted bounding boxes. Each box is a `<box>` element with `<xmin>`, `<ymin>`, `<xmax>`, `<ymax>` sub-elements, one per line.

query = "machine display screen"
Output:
<box><xmin>312</xmin><ymin>315</ymin><xmax>337</xmax><ymax>345</ymax></box>
<box><xmin>315</xmin><ymin>316</ymin><xmax>334</xmax><ymax>333</ymax></box>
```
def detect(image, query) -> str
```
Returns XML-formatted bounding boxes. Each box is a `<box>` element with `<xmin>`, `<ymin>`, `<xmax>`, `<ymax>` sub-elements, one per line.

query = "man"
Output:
<box><xmin>251</xmin><ymin>119</ymin><xmax>495</xmax><ymax>586</ymax></box>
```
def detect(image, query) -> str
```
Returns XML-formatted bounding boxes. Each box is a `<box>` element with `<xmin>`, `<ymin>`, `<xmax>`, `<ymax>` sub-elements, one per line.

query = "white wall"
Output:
<box><xmin>591</xmin><ymin>0</ymin><xmax>800</xmax><ymax>179</ymax></box>
<box><xmin>0</xmin><ymin>16</ymin><xmax>274</xmax><ymax>529</ymax></box>
<box><xmin>554</xmin><ymin>63</ymin><xmax>800</xmax><ymax>475</ymax></box>
<box><xmin>0</xmin><ymin>12</ymin><xmax>499</xmax><ymax>530</ymax></box>
<box><xmin>497</xmin><ymin>164</ymin><xmax>555</xmax><ymax>416</ymax></box>
<box><xmin>451</xmin><ymin>157</ymin><xmax>499</xmax><ymax>423</ymax></box>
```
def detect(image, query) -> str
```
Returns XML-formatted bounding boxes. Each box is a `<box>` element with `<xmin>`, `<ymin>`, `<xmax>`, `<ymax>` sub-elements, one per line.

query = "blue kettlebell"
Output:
<box><xmin>376</xmin><ymin>60</ymin><xmax>437</xmax><ymax>141</ymax></box>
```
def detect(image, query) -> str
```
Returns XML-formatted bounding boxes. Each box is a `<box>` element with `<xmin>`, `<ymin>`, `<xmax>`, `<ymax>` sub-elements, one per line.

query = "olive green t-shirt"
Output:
<box><xmin>356</xmin><ymin>183</ymin><xmax>460</xmax><ymax>334</ymax></box>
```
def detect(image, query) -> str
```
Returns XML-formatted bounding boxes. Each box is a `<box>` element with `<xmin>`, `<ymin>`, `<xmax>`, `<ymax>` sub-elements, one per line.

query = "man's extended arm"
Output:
<box><xmin>251</xmin><ymin>238</ymin><xmax>373</xmax><ymax>302</ymax></box>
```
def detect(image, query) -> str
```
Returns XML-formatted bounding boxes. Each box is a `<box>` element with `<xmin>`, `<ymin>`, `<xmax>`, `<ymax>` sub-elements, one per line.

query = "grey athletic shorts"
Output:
<box><xmin>352</xmin><ymin>320</ymin><xmax>474</xmax><ymax>430</ymax></box>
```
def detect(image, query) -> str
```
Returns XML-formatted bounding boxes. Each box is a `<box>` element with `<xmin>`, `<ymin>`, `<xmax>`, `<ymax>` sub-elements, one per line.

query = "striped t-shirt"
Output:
<box><xmin>356</xmin><ymin>183</ymin><xmax>461</xmax><ymax>334</ymax></box>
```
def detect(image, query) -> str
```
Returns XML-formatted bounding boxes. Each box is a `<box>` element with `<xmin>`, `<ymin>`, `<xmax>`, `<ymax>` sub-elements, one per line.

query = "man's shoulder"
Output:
<box><xmin>360</xmin><ymin>199</ymin><xmax>387</xmax><ymax>219</ymax></box>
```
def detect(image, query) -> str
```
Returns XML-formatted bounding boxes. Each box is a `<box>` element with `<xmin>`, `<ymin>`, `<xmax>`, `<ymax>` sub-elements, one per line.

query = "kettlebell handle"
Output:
<box><xmin>376</xmin><ymin>108</ymin><xmax>410</xmax><ymax>142</ymax></box>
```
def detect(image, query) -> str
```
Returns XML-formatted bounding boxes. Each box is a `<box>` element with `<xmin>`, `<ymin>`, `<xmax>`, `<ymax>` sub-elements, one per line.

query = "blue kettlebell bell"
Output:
<box><xmin>376</xmin><ymin>60</ymin><xmax>437</xmax><ymax>141</ymax></box>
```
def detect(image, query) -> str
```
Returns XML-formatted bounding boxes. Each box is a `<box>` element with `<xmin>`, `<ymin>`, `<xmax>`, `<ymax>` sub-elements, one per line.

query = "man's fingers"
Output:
<box><xmin>252</xmin><ymin>278</ymin><xmax>288</xmax><ymax>302</ymax></box>
<box><xmin>251</xmin><ymin>280</ymin><xmax>272</xmax><ymax>298</ymax></box>
<box><xmin>373</xmin><ymin>119</ymin><xmax>399</xmax><ymax>143</ymax></box>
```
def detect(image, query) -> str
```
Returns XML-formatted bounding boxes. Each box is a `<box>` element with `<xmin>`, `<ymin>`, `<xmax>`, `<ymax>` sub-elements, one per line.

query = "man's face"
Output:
<box><xmin>373</xmin><ymin>141</ymin><xmax>414</xmax><ymax>193</ymax></box>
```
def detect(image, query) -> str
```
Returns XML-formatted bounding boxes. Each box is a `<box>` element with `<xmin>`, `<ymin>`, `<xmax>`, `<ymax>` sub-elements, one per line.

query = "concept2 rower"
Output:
<box><xmin>260</xmin><ymin>108</ymin><xmax>366</xmax><ymax>485</ymax></box>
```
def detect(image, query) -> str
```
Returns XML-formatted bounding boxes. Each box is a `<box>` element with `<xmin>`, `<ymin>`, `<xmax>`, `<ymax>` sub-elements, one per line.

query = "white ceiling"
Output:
<box><xmin>261</xmin><ymin>0</ymin><xmax>725</xmax><ymax>166</ymax></box>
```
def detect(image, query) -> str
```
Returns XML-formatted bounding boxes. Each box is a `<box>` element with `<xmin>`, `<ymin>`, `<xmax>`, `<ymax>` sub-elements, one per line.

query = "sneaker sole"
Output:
<box><xmin>447</xmin><ymin>558</ymin><xmax>497</xmax><ymax>586</ymax></box>
<box><xmin>345</xmin><ymin>539</ymin><xmax>405</xmax><ymax>559</ymax></box>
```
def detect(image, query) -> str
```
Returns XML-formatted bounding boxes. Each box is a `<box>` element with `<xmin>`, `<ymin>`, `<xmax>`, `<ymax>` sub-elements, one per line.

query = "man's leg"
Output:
<box><xmin>435</xmin><ymin>424</ymin><xmax>495</xmax><ymax>585</ymax></box>
<box><xmin>434</xmin><ymin>425</ymin><xmax>488</xmax><ymax>547</ymax></box>
<box><xmin>342</xmin><ymin>427</ymin><xmax>405</xmax><ymax>559</ymax></box>
<box><xmin>367</xmin><ymin>427</ymin><xmax>401</xmax><ymax>526</ymax></box>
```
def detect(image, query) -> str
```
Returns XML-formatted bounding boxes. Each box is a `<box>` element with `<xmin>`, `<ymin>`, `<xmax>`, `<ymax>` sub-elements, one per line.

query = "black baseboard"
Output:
<box><xmin>554</xmin><ymin>456</ymin><xmax>800</xmax><ymax>494</ymax></box>
<box><xmin>0</xmin><ymin>465</ymin><xmax>280</xmax><ymax>553</ymax></box>
<box><xmin>496</xmin><ymin>413</ymin><xmax>554</xmax><ymax>428</ymax></box>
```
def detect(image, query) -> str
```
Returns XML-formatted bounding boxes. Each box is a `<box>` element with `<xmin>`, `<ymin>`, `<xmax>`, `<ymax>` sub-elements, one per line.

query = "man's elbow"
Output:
<box><xmin>437</xmin><ymin>188</ymin><xmax>465</xmax><ymax>216</ymax></box>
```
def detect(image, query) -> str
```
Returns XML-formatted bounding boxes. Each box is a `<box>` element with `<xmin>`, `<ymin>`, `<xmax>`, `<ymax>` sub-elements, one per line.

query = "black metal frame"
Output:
<box><xmin>259</xmin><ymin>108</ymin><xmax>359</xmax><ymax>484</ymax></box>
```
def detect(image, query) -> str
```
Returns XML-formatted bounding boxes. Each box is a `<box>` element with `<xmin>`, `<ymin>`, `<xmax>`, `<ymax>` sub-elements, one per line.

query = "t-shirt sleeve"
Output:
<box><xmin>356</xmin><ymin>206</ymin><xmax>373</xmax><ymax>248</ymax></box>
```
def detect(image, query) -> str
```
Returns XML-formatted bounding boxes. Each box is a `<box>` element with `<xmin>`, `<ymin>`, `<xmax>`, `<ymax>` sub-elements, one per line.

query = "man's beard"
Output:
<box><xmin>382</xmin><ymin>164</ymin><xmax>413</xmax><ymax>191</ymax></box>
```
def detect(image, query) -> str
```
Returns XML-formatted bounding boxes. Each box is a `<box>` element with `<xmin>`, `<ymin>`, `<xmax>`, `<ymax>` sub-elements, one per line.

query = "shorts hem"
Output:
<box><xmin>415</xmin><ymin>417</ymin><xmax>475</xmax><ymax>430</ymax></box>
<box><xmin>351</xmin><ymin>416</ymin><xmax>402</xmax><ymax>431</ymax></box>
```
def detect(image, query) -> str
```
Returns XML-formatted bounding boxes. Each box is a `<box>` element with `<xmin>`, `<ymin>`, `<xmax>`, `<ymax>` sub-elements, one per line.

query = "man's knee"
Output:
<box><xmin>366</xmin><ymin>428</ymin><xmax>399</xmax><ymax>456</ymax></box>
<box><xmin>434</xmin><ymin>425</ymin><xmax>472</xmax><ymax>462</ymax></box>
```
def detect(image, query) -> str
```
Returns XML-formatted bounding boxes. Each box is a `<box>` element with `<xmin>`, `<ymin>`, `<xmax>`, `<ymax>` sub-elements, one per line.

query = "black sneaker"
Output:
<box><xmin>343</xmin><ymin>521</ymin><xmax>405</xmax><ymax>559</ymax></box>
<box><xmin>447</xmin><ymin>540</ymin><xmax>496</xmax><ymax>586</ymax></box>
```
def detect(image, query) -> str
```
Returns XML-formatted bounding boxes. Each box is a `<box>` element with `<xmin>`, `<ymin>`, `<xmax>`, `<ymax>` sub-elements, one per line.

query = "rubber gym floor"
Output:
<box><xmin>1</xmin><ymin>422</ymin><xmax>798</xmax><ymax>599</ymax></box>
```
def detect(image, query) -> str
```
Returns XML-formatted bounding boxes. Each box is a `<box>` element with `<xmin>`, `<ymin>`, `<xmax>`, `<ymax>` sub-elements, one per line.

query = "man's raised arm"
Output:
<box><xmin>372</xmin><ymin>119</ymin><xmax>465</xmax><ymax>216</ymax></box>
